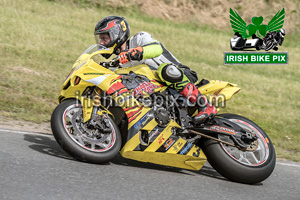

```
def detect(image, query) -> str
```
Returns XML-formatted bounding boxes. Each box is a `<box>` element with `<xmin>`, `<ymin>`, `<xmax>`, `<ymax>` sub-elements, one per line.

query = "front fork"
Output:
<box><xmin>81</xmin><ymin>88</ymin><xmax>112</xmax><ymax>126</ymax></box>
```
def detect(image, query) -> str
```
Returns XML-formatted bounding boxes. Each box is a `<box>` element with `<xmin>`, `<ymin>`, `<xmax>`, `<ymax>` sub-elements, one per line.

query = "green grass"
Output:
<box><xmin>0</xmin><ymin>0</ymin><xmax>299</xmax><ymax>162</ymax></box>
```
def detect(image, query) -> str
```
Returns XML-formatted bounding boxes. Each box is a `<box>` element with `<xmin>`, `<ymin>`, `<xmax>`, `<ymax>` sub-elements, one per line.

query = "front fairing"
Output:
<box><xmin>63</xmin><ymin>45</ymin><xmax>114</xmax><ymax>83</ymax></box>
<box><xmin>59</xmin><ymin>45</ymin><xmax>116</xmax><ymax>102</ymax></box>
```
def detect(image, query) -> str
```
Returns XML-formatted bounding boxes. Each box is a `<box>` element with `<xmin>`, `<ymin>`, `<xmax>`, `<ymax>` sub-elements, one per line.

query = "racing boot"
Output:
<box><xmin>194</xmin><ymin>102</ymin><xmax>217</xmax><ymax>124</ymax></box>
<box><xmin>180</xmin><ymin>83</ymin><xmax>217</xmax><ymax>124</ymax></box>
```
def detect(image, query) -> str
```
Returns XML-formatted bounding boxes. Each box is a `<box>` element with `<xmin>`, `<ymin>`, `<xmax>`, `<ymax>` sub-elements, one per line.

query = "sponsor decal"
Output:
<box><xmin>210</xmin><ymin>125</ymin><xmax>236</xmax><ymax>135</ymax></box>
<box><xmin>132</xmin><ymin>82</ymin><xmax>160</xmax><ymax>98</ymax></box>
<box><xmin>127</xmin><ymin>110</ymin><xmax>154</xmax><ymax>141</ymax></box>
<box><xmin>133</xmin><ymin>112</ymin><xmax>150</xmax><ymax>129</ymax></box>
<box><xmin>149</xmin><ymin>129</ymin><xmax>159</xmax><ymax>141</ymax></box>
<box><xmin>164</xmin><ymin>138</ymin><xmax>176</xmax><ymax>150</ymax></box>
<box><xmin>172</xmin><ymin>141</ymin><xmax>184</xmax><ymax>152</ymax></box>
<box><xmin>156</xmin><ymin>134</ymin><xmax>165</xmax><ymax>145</ymax></box>
<box><xmin>179</xmin><ymin>143</ymin><xmax>192</xmax><ymax>155</ymax></box>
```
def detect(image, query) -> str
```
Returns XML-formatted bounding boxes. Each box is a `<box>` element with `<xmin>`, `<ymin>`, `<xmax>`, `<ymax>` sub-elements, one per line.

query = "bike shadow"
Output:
<box><xmin>24</xmin><ymin>133</ymin><xmax>260</xmax><ymax>184</ymax></box>
<box><xmin>111</xmin><ymin>154</ymin><xmax>229</xmax><ymax>182</ymax></box>
<box><xmin>112</xmin><ymin>156</ymin><xmax>263</xmax><ymax>185</ymax></box>
<box><xmin>23</xmin><ymin>133</ymin><xmax>75</xmax><ymax>161</ymax></box>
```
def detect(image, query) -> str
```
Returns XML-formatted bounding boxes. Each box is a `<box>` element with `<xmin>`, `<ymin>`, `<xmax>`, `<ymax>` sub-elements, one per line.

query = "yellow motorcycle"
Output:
<box><xmin>51</xmin><ymin>44</ymin><xmax>276</xmax><ymax>184</ymax></box>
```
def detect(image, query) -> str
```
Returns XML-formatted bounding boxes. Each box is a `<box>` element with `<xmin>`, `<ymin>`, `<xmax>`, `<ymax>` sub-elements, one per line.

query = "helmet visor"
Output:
<box><xmin>95</xmin><ymin>33</ymin><xmax>112</xmax><ymax>47</ymax></box>
<box><xmin>94</xmin><ymin>25</ymin><xmax>120</xmax><ymax>47</ymax></box>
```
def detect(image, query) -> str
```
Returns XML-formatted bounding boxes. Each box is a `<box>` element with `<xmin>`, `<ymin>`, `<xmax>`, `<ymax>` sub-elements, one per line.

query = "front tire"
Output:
<box><xmin>51</xmin><ymin>99</ymin><xmax>121</xmax><ymax>164</ymax></box>
<box><xmin>200</xmin><ymin>114</ymin><xmax>276</xmax><ymax>184</ymax></box>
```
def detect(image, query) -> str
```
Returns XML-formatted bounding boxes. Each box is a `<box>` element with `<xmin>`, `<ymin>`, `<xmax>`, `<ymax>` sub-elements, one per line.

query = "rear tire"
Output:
<box><xmin>200</xmin><ymin>113</ymin><xmax>276</xmax><ymax>184</ymax></box>
<box><xmin>51</xmin><ymin>99</ymin><xmax>121</xmax><ymax>164</ymax></box>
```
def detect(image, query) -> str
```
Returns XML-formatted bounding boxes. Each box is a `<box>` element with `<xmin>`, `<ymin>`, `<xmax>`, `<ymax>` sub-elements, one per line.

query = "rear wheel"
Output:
<box><xmin>51</xmin><ymin>99</ymin><xmax>121</xmax><ymax>164</ymax></box>
<box><xmin>200</xmin><ymin>113</ymin><xmax>276</xmax><ymax>184</ymax></box>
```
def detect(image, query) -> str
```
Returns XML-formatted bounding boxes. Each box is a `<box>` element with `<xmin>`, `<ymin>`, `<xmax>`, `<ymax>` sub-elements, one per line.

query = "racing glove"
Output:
<box><xmin>119</xmin><ymin>46</ymin><xmax>143</xmax><ymax>64</ymax></box>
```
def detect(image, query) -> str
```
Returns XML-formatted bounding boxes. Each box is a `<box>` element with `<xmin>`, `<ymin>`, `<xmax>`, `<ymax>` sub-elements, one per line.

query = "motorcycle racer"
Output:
<box><xmin>263</xmin><ymin>28</ymin><xmax>286</xmax><ymax>51</ymax></box>
<box><xmin>94</xmin><ymin>16</ymin><xmax>217</xmax><ymax>124</ymax></box>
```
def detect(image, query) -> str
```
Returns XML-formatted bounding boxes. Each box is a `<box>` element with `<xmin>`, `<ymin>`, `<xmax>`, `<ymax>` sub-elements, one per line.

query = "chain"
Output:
<box><xmin>189</xmin><ymin>130</ymin><xmax>238</xmax><ymax>148</ymax></box>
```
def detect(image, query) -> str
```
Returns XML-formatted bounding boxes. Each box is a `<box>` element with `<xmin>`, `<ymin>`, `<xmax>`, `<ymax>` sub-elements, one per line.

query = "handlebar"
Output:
<box><xmin>100</xmin><ymin>57</ymin><xmax>120</xmax><ymax>69</ymax></box>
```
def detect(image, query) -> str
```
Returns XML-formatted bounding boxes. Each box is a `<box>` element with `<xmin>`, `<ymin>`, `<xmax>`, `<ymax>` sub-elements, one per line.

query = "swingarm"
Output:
<box><xmin>190</xmin><ymin>116</ymin><xmax>258</xmax><ymax>151</ymax></box>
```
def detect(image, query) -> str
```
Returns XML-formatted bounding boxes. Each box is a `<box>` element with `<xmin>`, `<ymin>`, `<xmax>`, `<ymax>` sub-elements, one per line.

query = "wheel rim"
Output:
<box><xmin>62</xmin><ymin>104</ymin><xmax>116</xmax><ymax>152</ymax></box>
<box><xmin>219</xmin><ymin>119</ymin><xmax>270</xmax><ymax>166</ymax></box>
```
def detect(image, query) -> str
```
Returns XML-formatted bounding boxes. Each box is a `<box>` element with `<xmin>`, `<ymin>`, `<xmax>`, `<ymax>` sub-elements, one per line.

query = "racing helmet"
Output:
<box><xmin>94</xmin><ymin>16</ymin><xmax>130</xmax><ymax>54</ymax></box>
<box><xmin>279</xmin><ymin>28</ymin><xmax>286</xmax><ymax>37</ymax></box>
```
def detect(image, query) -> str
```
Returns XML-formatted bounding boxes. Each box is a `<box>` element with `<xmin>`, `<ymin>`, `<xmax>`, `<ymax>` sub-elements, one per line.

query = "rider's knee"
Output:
<box><xmin>157</xmin><ymin>63</ymin><xmax>183</xmax><ymax>84</ymax></box>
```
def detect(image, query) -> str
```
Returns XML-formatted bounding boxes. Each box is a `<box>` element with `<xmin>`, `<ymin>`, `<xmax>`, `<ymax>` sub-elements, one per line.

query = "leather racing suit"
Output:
<box><xmin>120</xmin><ymin>31</ymin><xmax>217</xmax><ymax>124</ymax></box>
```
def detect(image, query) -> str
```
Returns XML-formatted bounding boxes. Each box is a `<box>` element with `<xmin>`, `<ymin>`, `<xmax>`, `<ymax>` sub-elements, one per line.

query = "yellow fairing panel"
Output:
<box><xmin>120</xmin><ymin>119</ymin><xmax>207</xmax><ymax>171</ymax></box>
<box><xmin>115</xmin><ymin>64</ymin><xmax>157</xmax><ymax>80</ymax></box>
<box><xmin>199</xmin><ymin>80</ymin><xmax>241</xmax><ymax>103</ymax></box>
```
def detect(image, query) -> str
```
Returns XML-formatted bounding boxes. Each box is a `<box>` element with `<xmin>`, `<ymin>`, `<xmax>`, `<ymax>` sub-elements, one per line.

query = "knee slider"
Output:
<box><xmin>159</xmin><ymin>63</ymin><xmax>183</xmax><ymax>83</ymax></box>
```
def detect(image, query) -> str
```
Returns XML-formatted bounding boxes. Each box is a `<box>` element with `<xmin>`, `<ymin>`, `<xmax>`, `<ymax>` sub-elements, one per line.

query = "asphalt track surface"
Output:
<box><xmin>1</xmin><ymin>129</ymin><xmax>300</xmax><ymax>200</ymax></box>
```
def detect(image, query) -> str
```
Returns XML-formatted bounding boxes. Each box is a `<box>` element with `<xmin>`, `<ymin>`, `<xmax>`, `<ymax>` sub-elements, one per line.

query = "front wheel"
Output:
<box><xmin>199</xmin><ymin>113</ymin><xmax>276</xmax><ymax>184</ymax></box>
<box><xmin>51</xmin><ymin>99</ymin><xmax>121</xmax><ymax>164</ymax></box>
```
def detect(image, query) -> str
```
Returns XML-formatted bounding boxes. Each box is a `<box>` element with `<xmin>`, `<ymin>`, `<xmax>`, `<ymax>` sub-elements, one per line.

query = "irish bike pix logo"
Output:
<box><xmin>224</xmin><ymin>8</ymin><xmax>288</xmax><ymax>65</ymax></box>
